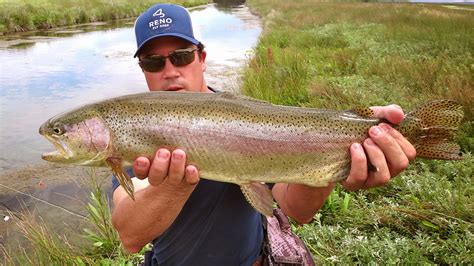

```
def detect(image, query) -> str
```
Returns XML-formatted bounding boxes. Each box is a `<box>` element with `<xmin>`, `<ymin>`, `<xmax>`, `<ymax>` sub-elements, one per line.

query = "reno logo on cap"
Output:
<box><xmin>148</xmin><ymin>8</ymin><xmax>173</xmax><ymax>30</ymax></box>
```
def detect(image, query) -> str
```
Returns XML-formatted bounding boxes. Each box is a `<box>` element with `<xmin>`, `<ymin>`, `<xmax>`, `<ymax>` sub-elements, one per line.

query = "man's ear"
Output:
<box><xmin>201</xmin><ymin>50</ymin><xmax>207</xmax><ymax>72</ymax></box>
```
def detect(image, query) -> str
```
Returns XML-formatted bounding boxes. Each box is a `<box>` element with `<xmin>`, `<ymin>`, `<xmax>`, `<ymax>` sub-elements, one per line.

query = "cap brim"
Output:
<box><xmin>133</xmin><ymin>33</ymin><xmax>200</xmax><ymax>57</ymax></box>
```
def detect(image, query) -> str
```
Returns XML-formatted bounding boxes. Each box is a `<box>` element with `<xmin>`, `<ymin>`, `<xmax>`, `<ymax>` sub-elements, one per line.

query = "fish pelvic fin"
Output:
<box><xmin>240</xmin><ymin>182</ymin><xmax>274</xmax><ymax>217</ymax></box>
<box><xmin>106</xmin><ymin>157</ymin><xmax>135</xmax><ymax>200</ymax></box>
<box><xmin>399</xmin><ymin>100</ymin><xmax>464</xmax><ymax>160</ymax></box>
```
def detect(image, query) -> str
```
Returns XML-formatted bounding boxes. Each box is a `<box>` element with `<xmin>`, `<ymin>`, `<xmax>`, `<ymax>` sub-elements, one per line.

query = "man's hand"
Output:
<box><xmin>112</xmin><ymin>148</ymin><xmax>200</xmax><ymax>253</ymax></box>
<box><xmin>133</xmin><ymin>148</ymin><xmax>200</xmax><ymax>187</ymax></box>
<box><xmin>342</xmin><ymin>104</ymin><xmax>417</xmax><ymax>191</ymax></box>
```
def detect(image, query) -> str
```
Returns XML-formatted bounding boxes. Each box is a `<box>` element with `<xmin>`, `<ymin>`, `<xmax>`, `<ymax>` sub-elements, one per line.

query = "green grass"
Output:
<box><xmin>0</xmin><ymin>0</ymin><xmax>209</xmax><ymax>34</ymax></box>
<box><xmin>2</xmin><ymin>1</ymin><xmax>472</xmax><ymax>264</ymax></box>
<box><xmin>295</xmin><ymin>155</ymin><xmax>473</xmax><ymax>264</ymax></box>
<box><xmin>244</xmin><ymin>2</ymin><xmax>473</xmax><ymax>116</ymax></box>
<box><xmin>245</xmin><ymin>1</ymin><xmax>473</xmax><ymax>264</ymax></box>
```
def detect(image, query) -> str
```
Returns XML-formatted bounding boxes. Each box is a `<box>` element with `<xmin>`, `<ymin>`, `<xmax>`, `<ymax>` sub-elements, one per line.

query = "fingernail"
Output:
<box><xmin>352</xmin><ymin>143</ymin><xmax>361</xmax><ymax>150</ymax></box>
<box><xmin>365</xmin><ymin>138</ymin><xmax>376</xmax><ymax>146</ymax></box>
<box><xmin>136</xmin><ymin>161</ymin><xmax>147</xmax><ymax>167</ymax></box>
<box><xmin>371</xmin><ymin>126</ymin><xmax>382</xmax><ymax>136</ymax></box>
<box><xmin>187</xmin><ymin>167</ymin><xmax>196</xmax><ymax>174</ymax></box>
<box><xmin>379</xmin><ymin>123</ymin><xmax>390</xmax><ymax>132</ymax></box>
<box><xmin>157</xmin><ymin>150</ymin><xmax>169</xmax><ymax>159</ymax></box>
<box><xmin>352</xmin><ymin>143</ymin><xmax>365</xmax><ymax>156</ymax></box>
<box><xmin>173</xmin><ymin>152</ymin><xmax>183</xmax><ymax>160</ymax></box>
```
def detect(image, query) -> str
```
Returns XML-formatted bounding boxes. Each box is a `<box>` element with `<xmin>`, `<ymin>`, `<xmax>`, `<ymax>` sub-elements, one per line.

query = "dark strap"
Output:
<box><xmin>143</xmin><ymin>250</ymin><xmax>154</xmax><ymax>266</ymax></box>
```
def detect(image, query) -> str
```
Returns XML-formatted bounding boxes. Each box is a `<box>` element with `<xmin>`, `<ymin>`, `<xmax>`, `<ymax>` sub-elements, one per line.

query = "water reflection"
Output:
<box><xmin>0</xmin><ymin>4</ymin><xmax>261</xmax><ymax>170</ymax></box>
<box><xmin>214</xmin><ymin>0</ymin><xmax>247</xmax><ymax>8</ymax></box>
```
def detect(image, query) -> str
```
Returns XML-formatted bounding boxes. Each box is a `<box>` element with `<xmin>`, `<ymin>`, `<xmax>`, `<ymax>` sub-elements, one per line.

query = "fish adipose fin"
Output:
<box><xmin>350</xmin><ymin>106</ymin><xmax>375</xmax><ymax>118</ymax></box>
<box><xmin>106</xmin><ymin>157</ymin><xmax>135</xmax><ymax>200</ymax></box>
<box><xmin>400</xmin><ymin>100</ymin><xmax>464</xmax><ymax>160</ymax></box>
<box><xmin>240</xmin><ymin>182</ymin><xmax>274</xmax><ymax>217</ymax></box>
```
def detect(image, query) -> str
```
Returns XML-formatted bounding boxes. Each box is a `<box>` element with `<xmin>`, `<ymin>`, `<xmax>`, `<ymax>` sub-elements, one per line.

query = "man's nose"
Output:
<box><xmin>162</xmin><ymin>58</ymin><xmax>180</xmax><ymax>78</ymax></box>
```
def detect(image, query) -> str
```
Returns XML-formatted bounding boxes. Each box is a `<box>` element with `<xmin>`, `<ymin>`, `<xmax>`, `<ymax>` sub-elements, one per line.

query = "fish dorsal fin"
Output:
<box><xmin>216</xmin><ymin>91</ymin><xmax>238</xmax><ymax>100</ymax></box>
<box><xmin>349</xmin><ymin>107</ymin><xmax>374</xmax><ymax>118</ymax></box>
<box><xmin>106</xmin><ymin>157</ymin><xmax>135</xmax><ymax>200</ymax></box>
<box><xmin>240</xmin><ymin>182</ymin><xmax>274</xmax><ymax>217</ymax></box>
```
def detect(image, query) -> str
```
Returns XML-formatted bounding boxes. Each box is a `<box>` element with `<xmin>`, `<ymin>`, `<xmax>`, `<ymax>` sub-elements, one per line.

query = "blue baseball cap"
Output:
<box><xmin>133</xmin><ymin>4</ymin><xmax>200</xmax><ymax>57</ymax></box>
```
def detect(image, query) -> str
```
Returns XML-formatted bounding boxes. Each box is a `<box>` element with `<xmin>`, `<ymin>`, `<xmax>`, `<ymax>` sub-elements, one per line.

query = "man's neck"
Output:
<box><xmin>202</xmin><ymin>85</ymin><xmax>214</xmax><ymax>93</ymax></box>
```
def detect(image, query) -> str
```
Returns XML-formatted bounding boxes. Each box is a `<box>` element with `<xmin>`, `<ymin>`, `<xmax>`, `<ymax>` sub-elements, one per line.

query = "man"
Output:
<box><xmin>111</xmin><ymin>3</ymin><xmax>416</xmax><ymax>265</ymax></box>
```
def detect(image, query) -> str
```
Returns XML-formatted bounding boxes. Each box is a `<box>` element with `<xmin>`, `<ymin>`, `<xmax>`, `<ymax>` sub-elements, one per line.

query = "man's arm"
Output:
<box><xmin>273</xmin><ymin>104</ymin><xmax>417</xmax><ymax>224</ymax></box>
<box><xmin>111</xmin><ymin>149</ymin><xmax>199</xmax><ymax>253</ymax></box>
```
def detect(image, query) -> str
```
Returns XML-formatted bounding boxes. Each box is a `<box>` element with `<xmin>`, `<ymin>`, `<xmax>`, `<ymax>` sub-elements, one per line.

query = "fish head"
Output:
<box><xmin>39</xmin><ymin>107</ymin><xmax>111</xmax><ymax>166</ymax></box>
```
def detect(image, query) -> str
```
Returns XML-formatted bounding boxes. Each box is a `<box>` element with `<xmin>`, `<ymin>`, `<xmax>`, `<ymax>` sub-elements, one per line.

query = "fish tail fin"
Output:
<box><xmin>399</xmin><ymin>100</ymin><xmax>464</xmax><ymax>160</ymax></box>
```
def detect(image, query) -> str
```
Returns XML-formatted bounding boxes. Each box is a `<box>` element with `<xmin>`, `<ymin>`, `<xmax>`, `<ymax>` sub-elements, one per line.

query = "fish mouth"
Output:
<box><xmin>41</xmin><ymin>134</ymin><xmax>74</xmax><ymax>162</ymax></box>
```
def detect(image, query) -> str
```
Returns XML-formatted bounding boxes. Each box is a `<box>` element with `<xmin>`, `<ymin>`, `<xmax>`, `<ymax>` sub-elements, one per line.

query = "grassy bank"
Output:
<box><xmin>2</xmin><ymin>1</ymin><xmax>472</xmax><ymax>265</ymax></box>
<box><xmin>244</xmin><ymin>1</ymin><xmax>473</xmax><ymax>264</ymax></box>
<box><xmin>0</xmin><ymin>0</ymin><xmax>209</xmax><ymax>34</ymax></box>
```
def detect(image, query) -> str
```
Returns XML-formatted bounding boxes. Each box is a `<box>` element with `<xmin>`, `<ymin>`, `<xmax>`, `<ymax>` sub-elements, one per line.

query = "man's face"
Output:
<box><xmin>138</xmin><ymin>36</ymin><xmax>209</xmax><ymax>93</ymax></box>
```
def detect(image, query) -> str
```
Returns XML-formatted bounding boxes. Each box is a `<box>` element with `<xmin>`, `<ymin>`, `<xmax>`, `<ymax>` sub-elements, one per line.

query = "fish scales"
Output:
<box><xmin>97</xmin><ymin>92</ymin><xmax>375</xmax><ymax>185</ymax></box>
<box><xmin>39</xmin><ymin>91</ymin><xmax>464</xmax><ymax>216</ymax></box>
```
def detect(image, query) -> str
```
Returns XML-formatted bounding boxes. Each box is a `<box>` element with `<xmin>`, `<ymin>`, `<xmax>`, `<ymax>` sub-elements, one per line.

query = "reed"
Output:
<box><xmin>0</xmin><ymin>0</ymin><xmax>209</xmax><ymax>34</ymax></box>
<box><xmin>1</xmin><ymin>170</ymin><xmax>147</xmax><ymax>265</ymax></box>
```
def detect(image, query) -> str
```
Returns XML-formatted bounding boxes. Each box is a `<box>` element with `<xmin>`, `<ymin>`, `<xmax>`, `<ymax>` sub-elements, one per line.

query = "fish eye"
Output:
<box><xmin>52</xmin><ymin>124</ymin><xmax>64</xmax><ymax>135</ymax></box>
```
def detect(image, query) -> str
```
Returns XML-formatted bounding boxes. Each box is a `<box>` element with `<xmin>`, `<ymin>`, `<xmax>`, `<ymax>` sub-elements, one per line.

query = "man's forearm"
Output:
<box><xmin>112</xmin><ymin>181</ymin><xmax>195</xmax><ymax>253</ymax></box>
<box><xmin>273</xmin><ymin>183</ymin><xmax>335</xmax><ymax>224</ymax></box>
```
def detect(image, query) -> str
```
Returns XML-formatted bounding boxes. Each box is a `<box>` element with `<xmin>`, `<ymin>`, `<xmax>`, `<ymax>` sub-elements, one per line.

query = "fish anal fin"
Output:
<box><xmin>106</xmin><ymin>157</ymin><xmax>135</xmax><ymax>200</ymax></box>
<box><xmin>240</xmin><ymin>182</ymin><xmax>273</xmax><ymax>217</ymax></box>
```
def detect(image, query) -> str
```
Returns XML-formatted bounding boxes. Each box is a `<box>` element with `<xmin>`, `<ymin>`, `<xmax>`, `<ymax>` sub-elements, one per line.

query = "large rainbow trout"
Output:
<box><xmin>39</xmin><ymin>92</ymin><xmax>464</xmax><ymax>216</ymax></box>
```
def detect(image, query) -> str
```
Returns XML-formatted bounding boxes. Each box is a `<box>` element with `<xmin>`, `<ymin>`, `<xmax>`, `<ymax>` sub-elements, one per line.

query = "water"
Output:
<box><xmin>0</xmin><ymin>3</ymin><xmax>261</xmax><ymax>171</ymax></box>
<box><xmin>0</xmin><ymin>2</ymin><xmax>261</xmax><ymax>250</ymax></box>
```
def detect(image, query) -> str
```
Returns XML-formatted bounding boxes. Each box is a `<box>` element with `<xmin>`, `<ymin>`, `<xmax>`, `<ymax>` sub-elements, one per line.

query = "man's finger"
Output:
<box><xmin>362</xmin><ymin>138</ymin><xmax>391</xmax><ymax>188</ymax></box>
<box><xmin>369</xmin><ymin>125</ymin><xmax>409</xmax><ymax>177</ymax></box>
<box><xmin>133</xmin><ymin>157</ymin><xmax>150</xmax><ymax>180</ymax></box>
<box><xmin>371</xmin><ymin>104</ymin><xmax>404</xmax><ymax>124</ymax></box>
<box><xmin>185</xmin><ymin>165</ymin><xmax>200</xmax><ymax>185</ymax></box>
<box><xmin>148</xmin><ymin>149</ymin><xmax>171</xmax><ymax>186</ymax></box>
<box><xmin>342</xmin><ymin>143</ymin><xmax>368</xmax><ymax>191</ymax></box>
<box><xmin>168</xmin><ymin>149</ymin><xmax>186</xmax><ymax>185</ymax></box>
<box><xmin>379</xmin><ymin>123</ymin><xmax>416</xmax><ymax>160</ymax></box>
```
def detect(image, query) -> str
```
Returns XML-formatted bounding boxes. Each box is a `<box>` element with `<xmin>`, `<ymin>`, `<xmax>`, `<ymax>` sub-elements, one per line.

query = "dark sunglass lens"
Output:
<box><xmin>139</xmin><ymin>56</ymin><xmax>166</xmax><ymax>72</ymax></box>
<box><xmin>170</xmin><ymin>50</ymin><xmax>196</xmax><ymax>67</ymax></box>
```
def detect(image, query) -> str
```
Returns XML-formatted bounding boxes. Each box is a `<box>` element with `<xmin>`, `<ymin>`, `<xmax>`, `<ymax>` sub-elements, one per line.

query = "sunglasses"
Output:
<box><xmin>139</xmin><ymin>47</ymin><xmax>198</xmax><ymax>72</ymax></box>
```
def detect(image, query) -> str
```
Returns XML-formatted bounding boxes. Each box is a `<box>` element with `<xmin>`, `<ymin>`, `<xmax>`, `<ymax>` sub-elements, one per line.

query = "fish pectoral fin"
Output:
<box><xmin>240</xmin><ymin>182</ymin><xmax>274</xmax><ymax>217</ymax></box>
<box><xmin>106</xmin><ymin>157</ymin><xmax>135</xmax><ymax>200</ymax></box>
